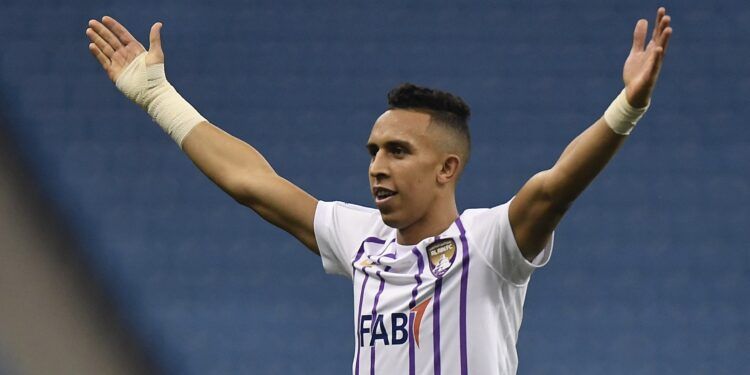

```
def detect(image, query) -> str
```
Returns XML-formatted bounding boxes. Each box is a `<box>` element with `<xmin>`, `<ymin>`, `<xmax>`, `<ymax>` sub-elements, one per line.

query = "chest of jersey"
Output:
<box><xmin>349</xmin><ymin>230</ymin><xmax>473</xmax><ymax>374</ymax></box>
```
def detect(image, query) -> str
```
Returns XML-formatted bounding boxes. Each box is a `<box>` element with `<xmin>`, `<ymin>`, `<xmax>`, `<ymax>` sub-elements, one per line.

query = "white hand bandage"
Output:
<box><xmin>115</xmin><ymin>52</ymin><xmax>206</xmax><ymax>148</ymax></box>
<box><xmin>603</xmin><ymin>88</ymin><xmax>650</xmax><ymax>135</ymax></box>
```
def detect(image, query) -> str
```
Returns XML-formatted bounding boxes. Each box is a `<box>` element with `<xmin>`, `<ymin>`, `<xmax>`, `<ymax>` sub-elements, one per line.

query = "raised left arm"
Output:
<box><xmin>509</xmin><ymin>7</ymin><xmax>673</xmax><ymax>261</ymax></box>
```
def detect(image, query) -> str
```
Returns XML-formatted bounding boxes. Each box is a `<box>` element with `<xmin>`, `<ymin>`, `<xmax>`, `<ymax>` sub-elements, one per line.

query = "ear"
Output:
<box><xmin>437</xmin><ymin>154</ymin><xmax>461</xmax><ymax>185</ymax></box>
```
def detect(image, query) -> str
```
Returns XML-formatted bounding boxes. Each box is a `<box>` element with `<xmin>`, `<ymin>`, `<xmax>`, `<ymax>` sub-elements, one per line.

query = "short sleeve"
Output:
<box><xmin>464</xmin><ymin>199</ymin><xmax>554</xmax><ymax>286</ymax></box>
<box><xmin>314</xmin><ymin>201</ymin><xmax>384</xmax><ymax>278</ymax></box>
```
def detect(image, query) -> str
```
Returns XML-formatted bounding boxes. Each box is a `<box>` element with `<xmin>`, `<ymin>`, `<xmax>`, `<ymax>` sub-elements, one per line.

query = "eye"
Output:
<box><xmin>366</xmin><ymin>145</ymin><xmax>378</xmax><ymax>158</ymax></box>
<box><xmin>390</xmin><ymin>144</ymin><xmax>410</xmax><ymax>158</ymax></box>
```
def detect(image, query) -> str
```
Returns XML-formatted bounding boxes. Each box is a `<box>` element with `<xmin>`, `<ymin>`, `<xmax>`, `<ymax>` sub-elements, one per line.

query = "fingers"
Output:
<box><xmin>102</xmin><ymin>16</ymin><xmax>138</xmax><ymax>46</ymax></box>
<box><xmin>652</xmin><ymin>7</ymin><xmax>665</xmax><ymax>41</ymax></box>
<box><xmin>631</xmin><ymin>19</ymin><xmax>648</xmax><ymax>52</ymax></box>
<box><xmin>649</xmin><ymin>17</ymin><xmax>672</xmax><ymax>75</ymax></box>
<box><xmin>654</xmin><ymin>22</ymin><xmax>672</xmax><ymax>64</ymax></box>
<box><xmin>88</xmin><ymin>42</ymin><xmax>110</xmax><ymax>68</ymax></box>
<box><xmin>86</xmin><ymin>27</ymin><xmax>116</xmax><ymax>58</ymax></box>
<box><xmin>633</xmin><ymin>7</ymin><xmax>673</xmax><ymax>54</ymax></box>
<box><xmin>88</xmin><ymin>19</ymin><xmax>124</xmax><ymax>52</ymax></box>
<box><xmin>650</xmin><ymin>27</ymin><xmax>670</xmax><ymax>77</ymax></box>
<box><xmin>144</xmin><ymin>22</ymin><xmax>166</xmax><ymax>65</ymax></box>
<box><xmin>148</xmin><ymin>22</ymin><xmax>163</xmax><ymax>55</ymax></box>
<box><xmin>651</xmin><ymin>7</ymin><xmax>672</xmax><ymax>48</ymax></box>
<box><xmin>647</xmin><ymin>44</ymin><xmax>663</xmax><ymax>68</ymax></box>
<box><xmin>657</xmin><ymin>15</ymin><xmax>672</xmax><ymax>51</ymax></box>
<box><xmin>651</xmin><ymin>8</ymin><xmax>672</xmax><ymax>57</ymax></box>
<box><xmin>660</xmin><ymin>25</ymin><xmax>673</xmax><ymax>52</ymax></box>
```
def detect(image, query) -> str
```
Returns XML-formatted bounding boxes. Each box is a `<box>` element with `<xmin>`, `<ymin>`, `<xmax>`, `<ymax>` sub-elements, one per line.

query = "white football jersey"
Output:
<box><xmin>314</xmin><ymin>198</ymin><xmax>553</xmax><ymax>375</ymax></box>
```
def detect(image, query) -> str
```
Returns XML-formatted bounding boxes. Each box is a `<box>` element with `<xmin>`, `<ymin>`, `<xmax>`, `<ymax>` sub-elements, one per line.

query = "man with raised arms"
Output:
<box><xmin>86</xmin><ymin>7</ymin><xmax>672</xmax><ymax>374</ymax></box>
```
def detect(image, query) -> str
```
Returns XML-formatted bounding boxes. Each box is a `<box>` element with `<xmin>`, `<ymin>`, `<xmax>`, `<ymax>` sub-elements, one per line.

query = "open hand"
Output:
<box><xmin>623</xmin><ymin>7</ymin><xmax>673</xmax><ymax>108</ymax></box>
<box><xmin>86</xmin><ymin>16</ymin><xmax>164</xmax><ymax>83</ymax></box>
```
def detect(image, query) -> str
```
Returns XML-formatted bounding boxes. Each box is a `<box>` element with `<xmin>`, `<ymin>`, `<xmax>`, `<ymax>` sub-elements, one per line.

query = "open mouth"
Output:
<box><xmin>373</xmin><ymin>187</ymin><xmax>397</xmax><ymax>203</ymax></box>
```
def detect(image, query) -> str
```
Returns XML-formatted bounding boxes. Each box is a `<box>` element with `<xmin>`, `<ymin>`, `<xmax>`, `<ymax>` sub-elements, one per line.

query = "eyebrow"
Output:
<box><xmin>365</xmin><ymin>140</ymin><xmax>414</xmax><ymax>151</ymax></box>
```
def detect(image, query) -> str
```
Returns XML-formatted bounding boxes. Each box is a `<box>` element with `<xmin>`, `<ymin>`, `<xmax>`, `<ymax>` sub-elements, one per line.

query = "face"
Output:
<box><xmin>366</xmin><ymin>109</ymin><xmax>447</xmax><ymax>229</ymax></box>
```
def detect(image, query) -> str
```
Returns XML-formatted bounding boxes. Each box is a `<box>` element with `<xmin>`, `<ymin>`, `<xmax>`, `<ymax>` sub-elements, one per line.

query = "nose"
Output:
<box><xmin>369</xmin><ymin>150</ymin><xmax>389</xmax><ymax>180</ymax></box>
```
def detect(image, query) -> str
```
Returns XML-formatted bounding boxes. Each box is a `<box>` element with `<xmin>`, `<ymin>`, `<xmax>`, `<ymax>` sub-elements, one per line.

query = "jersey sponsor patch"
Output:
<box><xmin>358</xmin><ymin>297</ymin><xmax>431</xmax><ymax>348</ymax></box>
<box><xmin>427</xmin><ymin>238</ymin><xmax>457</xmax><ymax>278</ymax></box>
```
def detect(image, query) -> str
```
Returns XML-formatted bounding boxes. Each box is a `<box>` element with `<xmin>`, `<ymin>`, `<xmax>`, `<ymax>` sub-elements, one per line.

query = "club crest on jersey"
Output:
<box><xmin>427</xmin><ymin>238</ymin><xmax>457</xmax><ymax>278</ymax></box>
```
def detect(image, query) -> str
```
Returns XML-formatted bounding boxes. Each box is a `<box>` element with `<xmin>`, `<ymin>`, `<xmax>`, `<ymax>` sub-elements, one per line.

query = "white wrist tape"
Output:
<box><xmin>603</xmin><ymin>88</ymin><xmax>649</xmax><ymax>135</ymax></box>
<box><xmin>115</xmin><ymin>52</ymin><xmax>206</xmax><ymax>148</ymax></box>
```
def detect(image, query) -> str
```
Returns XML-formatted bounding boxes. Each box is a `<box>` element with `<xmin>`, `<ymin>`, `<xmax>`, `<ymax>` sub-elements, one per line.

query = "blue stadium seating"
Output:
<box><xmin>1</xmin><ymin>0</ymin><xmax>748</xmax><ymax>373</ymax></box>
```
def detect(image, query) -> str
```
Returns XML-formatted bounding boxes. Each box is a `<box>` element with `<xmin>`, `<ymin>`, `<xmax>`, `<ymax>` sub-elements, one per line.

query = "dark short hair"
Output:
<box><xmin>387</xmin><ymin>82</ymin><xmax>471</xmax><ymax>161</ymax></box>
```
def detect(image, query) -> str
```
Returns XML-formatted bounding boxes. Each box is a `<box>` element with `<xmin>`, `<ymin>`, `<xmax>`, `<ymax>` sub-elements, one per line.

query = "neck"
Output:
<box><xmin>396</xmin><ymin>195</ymin><xmax>459</xmax><ymax>246</ymax></box>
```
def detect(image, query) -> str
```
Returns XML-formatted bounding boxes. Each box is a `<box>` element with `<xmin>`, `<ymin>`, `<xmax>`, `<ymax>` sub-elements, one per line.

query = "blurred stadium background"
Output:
<box><xmin>0</xmin><ymin>0</ymin><xmax>748</xmax><ymax>374</ymax></box>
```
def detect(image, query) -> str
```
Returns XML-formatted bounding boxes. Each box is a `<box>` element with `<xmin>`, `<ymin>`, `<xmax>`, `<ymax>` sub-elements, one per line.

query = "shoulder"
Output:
<box><xmin>317</xmin><ymin>200</ymin><xmax>380</xmax><ymax>219</ymax></box>
<box><xmin>315</xmin><ymin>200</ymin><xmax>388</xmax><ymax>233</ymax></box>
<box><xmin>322</xmin><ymin>200</ymin><xmax>379</xmax><ymax>213</ymax></box>
<box><xmin>459</xmin><ymin>198</ymin><xmax>513</xmax><ymax>229</ymax></box>
<box><xmin>456</xmin><ymin>198</ymin><xmax>516</xmax><ymax>255</ymax></box>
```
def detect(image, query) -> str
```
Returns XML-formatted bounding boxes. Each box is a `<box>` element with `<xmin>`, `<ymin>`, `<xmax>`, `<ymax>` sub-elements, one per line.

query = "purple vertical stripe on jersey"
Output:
<box><xmin>432</xmin><ymin>277</ymin><xmax>443</xmax><ymax>375</ymax></box>
<box><xmin>408</xmin><ymin>247</ymin><xmax>425</xmax><ymax>309</ymax></box>
<box><xmin>408</xmin><ymin>311</ymin><xmax>416</xmax><ymax>375</ymax></box>
<box><xmin>456</xmin><ymin>218</ymin><xmax>470</xmax><ymax>375</ymax></box>
<box><xmin>432</xmin><ymin>235</ymin><xmax>443</xmax><ymax>375</ymax></box>
<box><xmin>408</xmin><ymin>247</ymin><xmax>424</xmax><ymax>375</ymax></box>
<box><xmin>369</xmin><ymin>266</ymin><xmax>390</xmax><ymax>375</ymax></box>
<box><xmin>354</xmin><ymin>268</ymin><xmax>371</xmax><ymax>375</ymax></box>
<box><xmin>351</xmin><ymin>237</ymin><xmax>386</xmax><ymax>375</ymax></box>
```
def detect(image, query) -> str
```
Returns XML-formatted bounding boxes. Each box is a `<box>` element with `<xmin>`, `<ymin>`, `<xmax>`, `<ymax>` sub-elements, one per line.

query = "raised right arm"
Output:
<box><xmin>86</xmin><ymin>16</ymin><xmax>319</xmax><ymax>253</ymax></box>
<box><xmin>181</xmin><ymin>123</ymin><xmax>319</xmax><ymax>253</ymax></box>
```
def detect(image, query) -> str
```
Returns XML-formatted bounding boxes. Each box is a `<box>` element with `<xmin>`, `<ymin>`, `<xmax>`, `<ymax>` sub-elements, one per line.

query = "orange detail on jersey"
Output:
<box><xmin>410</xmin><ymin>297</ymin><xmax>431</xmax><ymax>348</ymax></box>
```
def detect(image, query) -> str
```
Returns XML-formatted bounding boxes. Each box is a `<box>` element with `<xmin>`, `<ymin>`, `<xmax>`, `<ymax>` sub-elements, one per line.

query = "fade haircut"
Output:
<box><xmin>386</xmin><ymin>83</ymin><xmax>472</xmax><ymax>164</ymax></box>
